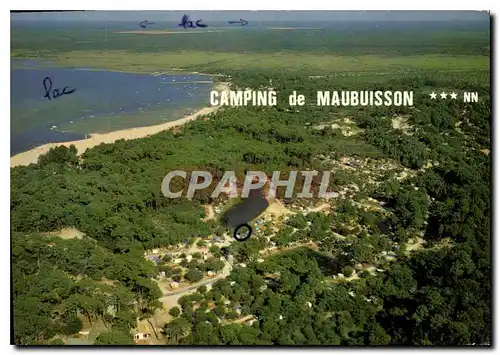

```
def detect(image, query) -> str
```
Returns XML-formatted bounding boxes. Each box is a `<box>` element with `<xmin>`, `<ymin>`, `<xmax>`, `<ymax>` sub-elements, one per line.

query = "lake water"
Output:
<box><xmin>11</xmin><ymin>60</ymin><xmax>213</xmax><ymax>155</ymax></box>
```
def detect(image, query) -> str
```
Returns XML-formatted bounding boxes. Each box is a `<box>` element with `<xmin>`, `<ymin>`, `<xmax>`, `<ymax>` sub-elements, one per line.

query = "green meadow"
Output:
<box><xmin>11</xmin><ymin>22</ymin><xmax>490</xmax><ymax>75</ymax></box>
<box><xmin>21</xmin><ymin>50</ymin><xmax>488</xmax><ymax>75</ymax></box>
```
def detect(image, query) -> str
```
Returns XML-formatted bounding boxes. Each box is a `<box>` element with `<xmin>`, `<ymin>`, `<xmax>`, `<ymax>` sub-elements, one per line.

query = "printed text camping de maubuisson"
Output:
<box><xmin>209</xmin><ymin>90</ymin><xmax>414</xmax><ymax>107</ymax></box>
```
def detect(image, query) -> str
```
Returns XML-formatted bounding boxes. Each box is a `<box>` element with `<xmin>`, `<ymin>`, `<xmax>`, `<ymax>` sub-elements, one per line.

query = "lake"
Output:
<box><xmin>11</xmin><ymin>60</ymin><xmax>213</xmax><ymax>155</ymax></box>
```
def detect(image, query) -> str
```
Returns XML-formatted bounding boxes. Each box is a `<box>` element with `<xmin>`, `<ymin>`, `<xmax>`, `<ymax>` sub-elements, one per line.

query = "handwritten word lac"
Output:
<box><xmin>42</xmin><ymin>77</ymin><xmax>76</xmax><ymax>100</ymax></box>
<box><xmin>179</xmin><ymin>14</ymin><xmax>207</xmax><ymax>28</ymax></box>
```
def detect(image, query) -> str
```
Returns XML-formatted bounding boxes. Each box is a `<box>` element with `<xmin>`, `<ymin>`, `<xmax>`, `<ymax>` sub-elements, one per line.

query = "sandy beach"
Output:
<box><xmin>11</xmin><ymin>84</ymin><xmax>229</xmax><ymax>168</ymax></box>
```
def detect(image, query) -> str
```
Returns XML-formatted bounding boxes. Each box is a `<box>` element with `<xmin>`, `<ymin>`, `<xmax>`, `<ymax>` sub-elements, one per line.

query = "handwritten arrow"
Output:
<box><xmin>139</xmin><ymin>20</ymin><xmax>155</xmax><ymax>28</ymax></box>
<box><xmin>228</xmin><ymin>19</ymin><xmax>248</xmax><ymax>26</ymax></box>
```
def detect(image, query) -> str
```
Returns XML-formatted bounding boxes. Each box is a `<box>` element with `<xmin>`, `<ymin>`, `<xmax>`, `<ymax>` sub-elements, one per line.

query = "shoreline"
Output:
<box><xmin>10</xmin><ymin>84</ymin><xmax>230</xmax><ymax>168</ymax></box>
<box><xmin>10</xmin><ymin>106</ymin><xmax>217</xmax><ymax>168</ymax></box>
<box><xmin>11</xmin><ymin>56</ymin><xmax>225</xmax><ymax>77</ymax></box>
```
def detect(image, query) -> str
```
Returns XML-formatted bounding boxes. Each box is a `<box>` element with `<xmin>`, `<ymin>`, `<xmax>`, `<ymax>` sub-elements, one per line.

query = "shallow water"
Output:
<box><xmin>11</xmin><ymin>60</ymin><xmax>213</xmax><ymax>155</ymax></box>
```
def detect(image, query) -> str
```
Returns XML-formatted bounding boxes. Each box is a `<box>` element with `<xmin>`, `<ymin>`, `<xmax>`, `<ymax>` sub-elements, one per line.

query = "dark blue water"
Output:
<box><xmin>11</xmin><ymin>62</ymin><xmax>213</xmax><ymax>155</ymax></box>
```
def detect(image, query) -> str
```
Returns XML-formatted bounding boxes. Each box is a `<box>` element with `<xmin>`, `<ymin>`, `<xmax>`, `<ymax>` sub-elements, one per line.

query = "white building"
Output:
<box><xmin>134</xmin><ymin>333</ymin><xmax>151</xmax><ymax>340</ymax></box>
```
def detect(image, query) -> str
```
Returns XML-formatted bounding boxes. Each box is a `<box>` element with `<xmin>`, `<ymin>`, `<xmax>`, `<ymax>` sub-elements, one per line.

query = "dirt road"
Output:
<box><xmin>202</xmin><ymin>205</ymin><xmax>215</xmax><ymax>221</ymax></box>
<box><xmin>159</xmin><ymin>259</ymin><xmax>232</xmax><ymax>309</ymax></box>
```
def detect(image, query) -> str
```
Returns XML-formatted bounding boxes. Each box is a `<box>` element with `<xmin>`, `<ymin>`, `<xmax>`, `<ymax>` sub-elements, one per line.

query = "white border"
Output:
<box><xmin>5</xmin><ymin>3</ymin><xmax>497</xmax><ymax>10</ymax></box>
<box><xmin>4</xmin><ymin>2</ymin><xmax>497</xmax><ymax>355</ymax></box>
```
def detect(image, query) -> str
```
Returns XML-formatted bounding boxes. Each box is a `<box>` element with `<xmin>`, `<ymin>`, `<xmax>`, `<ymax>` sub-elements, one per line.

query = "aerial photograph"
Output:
<box><xmin>10</xmin><ymin>10</ymin><xmax>491</xmax><ymax>346</ymax></box>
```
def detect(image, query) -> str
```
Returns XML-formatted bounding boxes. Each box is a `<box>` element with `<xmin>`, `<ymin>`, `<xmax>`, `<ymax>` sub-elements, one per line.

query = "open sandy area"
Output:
<box><xmin>11</xmin><ymin>83</ymin><xmax>230</xmax><ymax>168</ymax></box>
<box><xmin>42</xmin><ymin>227</ymin><xmax>85</xmax><ymax>240</ymax></box>
<box><xmin>265</xmin><ymin>199</ymin><xmax>294</xmax><ymax>217</ymax></box>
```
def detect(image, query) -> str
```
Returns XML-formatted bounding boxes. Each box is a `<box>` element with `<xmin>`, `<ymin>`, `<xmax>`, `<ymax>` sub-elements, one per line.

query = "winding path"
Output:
<box><xmin>158</xmin><ymin>260</ymin><xmax>232</xmax><ymax>308</ymax></box>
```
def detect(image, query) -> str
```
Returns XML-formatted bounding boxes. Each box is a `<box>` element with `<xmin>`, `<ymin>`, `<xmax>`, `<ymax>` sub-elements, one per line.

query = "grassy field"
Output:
<box><xmin>11</xmin><ymin>20</ymin><xmax>490</xmax><ymax>75</ymax></box>
<box><xmin>20</xmin><ymin>50</ymin><xmax>489</xmax><ymax>75</ymax></box>
<box><xmin>11</xmin><ymin>21</ymin><xmax>489</xmax><ymax>55</ymax></box>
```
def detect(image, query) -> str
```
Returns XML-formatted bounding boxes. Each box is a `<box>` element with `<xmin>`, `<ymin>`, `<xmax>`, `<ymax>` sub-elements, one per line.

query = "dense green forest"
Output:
<box><xmin>162</xmin><ymin>70</ymin><xmax>490</xmax><ymax>346</ymax></box>
<box><xmin>11</xmin><ymin>66</ymin><xmax>491</xmax><ymax>345</ymax></box>
<box><xmin>162</xmin><ymin>244</ymin><xmax>490</xmax><ymax>345</ymax></box>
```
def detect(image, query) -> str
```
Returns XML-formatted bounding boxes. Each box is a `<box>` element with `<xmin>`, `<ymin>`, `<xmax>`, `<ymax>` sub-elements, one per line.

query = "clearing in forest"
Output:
<box><xmin>42</xmin><ymin>227</ymin><xmax>85</xmax><ymax>240</ymax></box>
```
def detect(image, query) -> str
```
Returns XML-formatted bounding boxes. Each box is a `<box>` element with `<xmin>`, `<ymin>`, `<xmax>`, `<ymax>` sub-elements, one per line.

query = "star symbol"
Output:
<box><xmin>440</xmin><ymin>92</ymin><xmax>448</xmax><ymax>99</ymax></box>
<box><xmin>450</xmin><ymin>92</ymin><xmax>458</xmax><ymax>99</ymax></box>
<box><xmin>429</xmin><ymin>92</ymin><xmax>437</xmax><ymax>99</ymax></box>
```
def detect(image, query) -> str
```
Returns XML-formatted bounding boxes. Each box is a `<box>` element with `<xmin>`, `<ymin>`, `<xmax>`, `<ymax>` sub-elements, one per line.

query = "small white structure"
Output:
<box><xmin>257</xmin><ymin>259</ymin><xmax>265</xmax><ymax>263</ymax></box>
<box><xmin>186</xmin><ymin>255</ymin><xmax>193</xmax><ymax>262</ymax></box>
<box><xmin>134</xmin><ymin>333</ymin><xmax>151</xmax><ymax>341</ymax></box>
<box><xmin>306</xmin><ymin>302</ymin><xmax>312</xmax><ymax>308</ymax></box>
<box><xmin>169</xmin><ymin>281</ymin><xmax>179</xmax><ymax>290</ymax></box>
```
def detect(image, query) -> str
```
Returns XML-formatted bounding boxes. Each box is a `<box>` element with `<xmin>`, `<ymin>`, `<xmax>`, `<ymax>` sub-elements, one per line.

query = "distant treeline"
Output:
<box><xmin>11</xmin><ymin>24</ymin><xmax>490</xmax><ymax>56</ymax></box>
